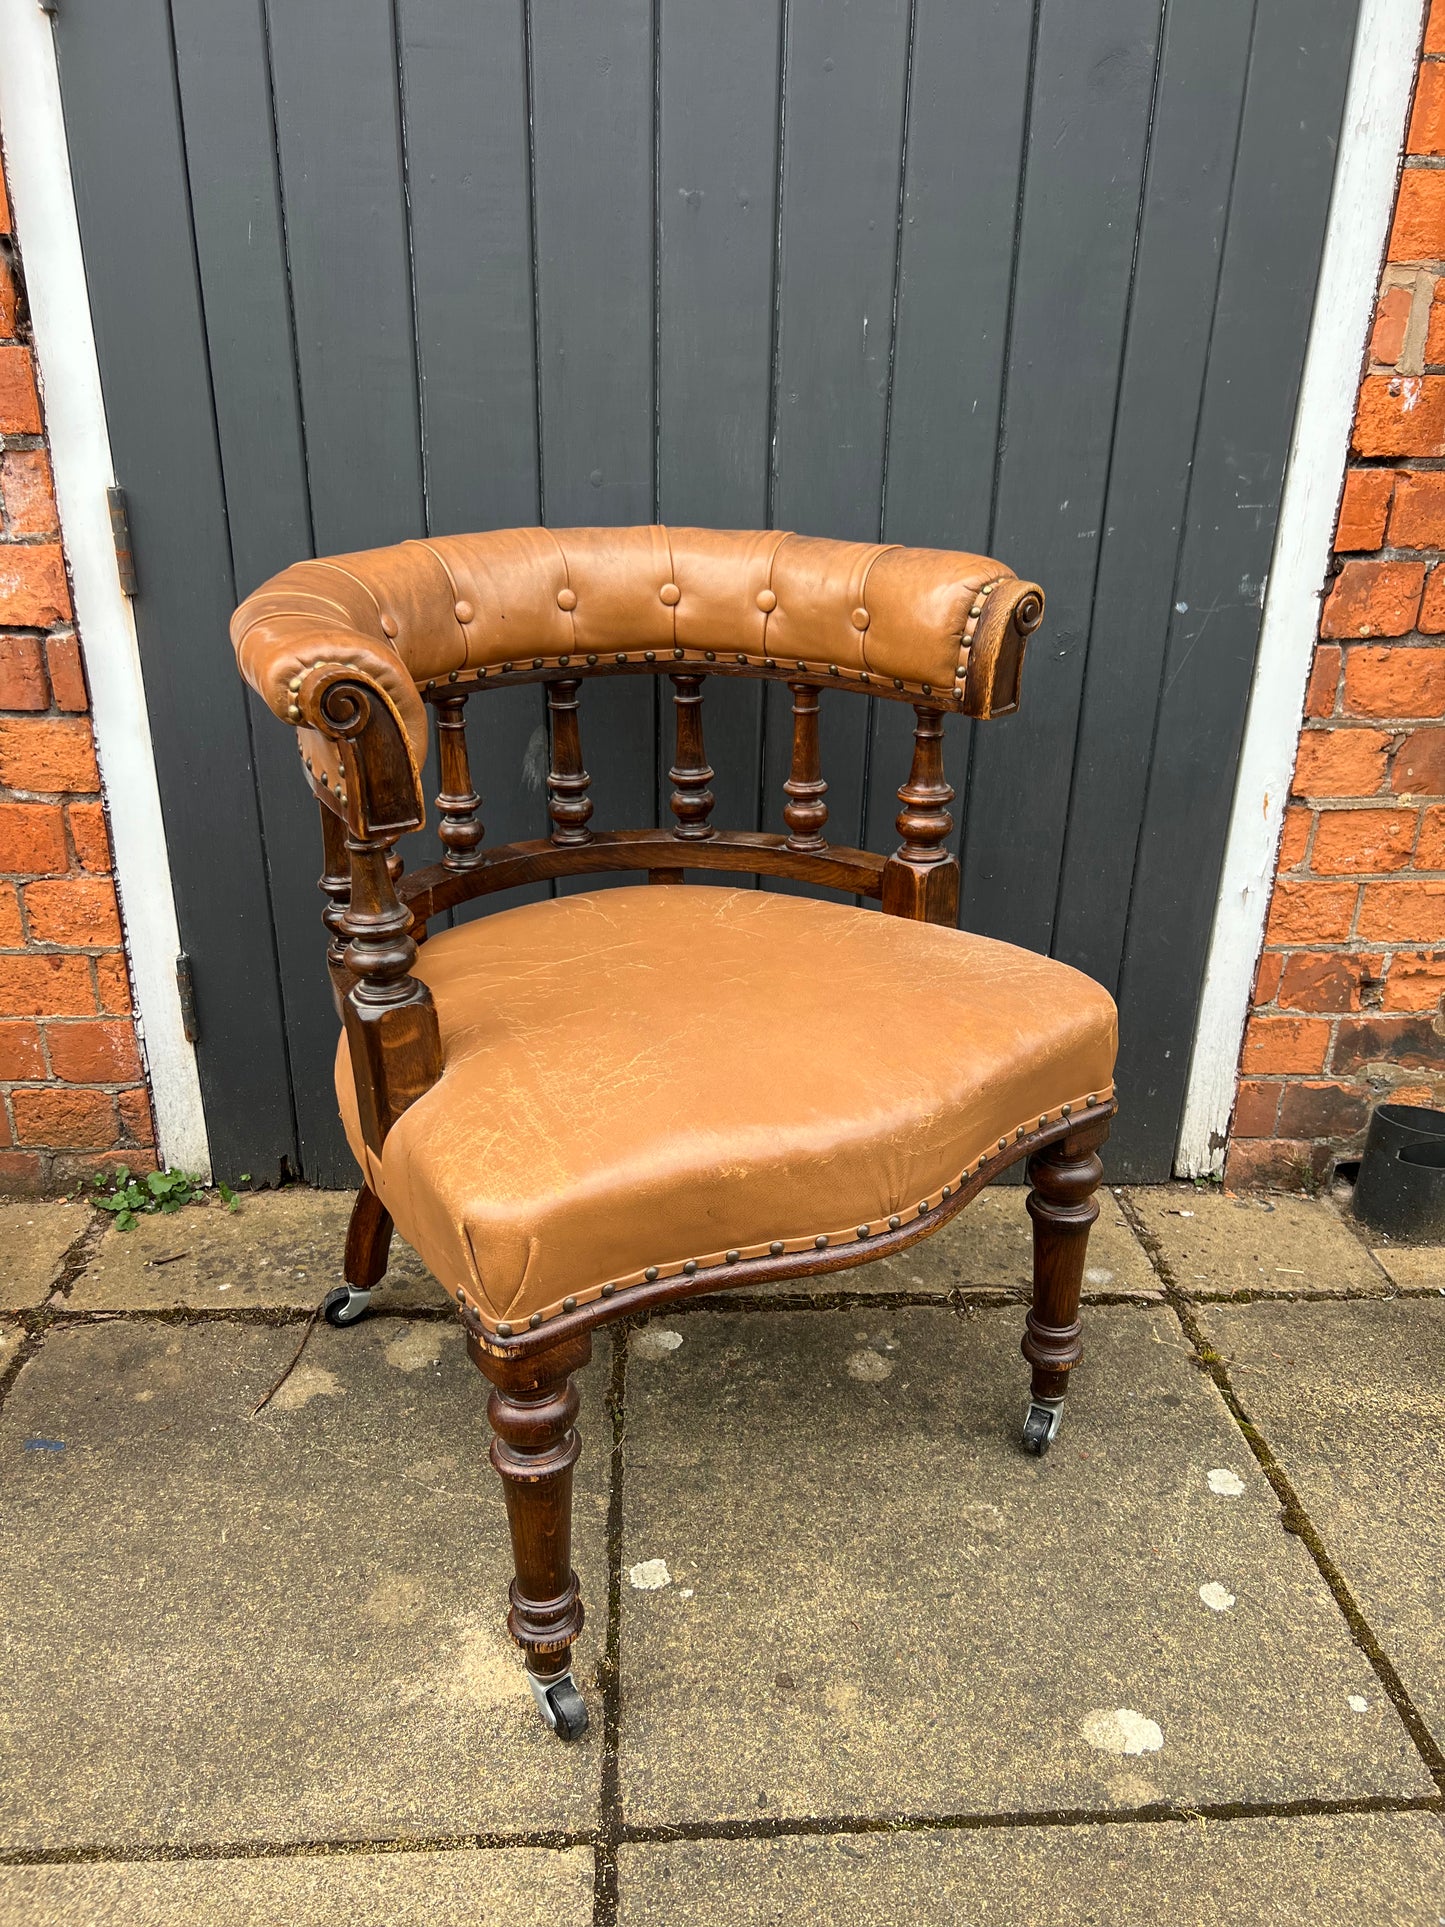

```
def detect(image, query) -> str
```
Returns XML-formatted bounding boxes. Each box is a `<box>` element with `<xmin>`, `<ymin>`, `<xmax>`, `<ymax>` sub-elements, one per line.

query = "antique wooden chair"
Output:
<box><xmin>231</xmin><ymin>526</ymin><xmax>1117</xmax><ymax>1742</ymax></box>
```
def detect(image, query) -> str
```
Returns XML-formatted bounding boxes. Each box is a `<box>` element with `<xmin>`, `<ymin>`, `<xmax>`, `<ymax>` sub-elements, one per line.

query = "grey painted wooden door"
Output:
<box><xmin>54</xmin><ymin>0</ymin><xmax>1360</xmax><ymax>1183</ymax></box>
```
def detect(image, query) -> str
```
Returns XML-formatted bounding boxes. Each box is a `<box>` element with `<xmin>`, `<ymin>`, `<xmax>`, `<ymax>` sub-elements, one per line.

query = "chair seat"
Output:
<box><xmin>336</xmin><ymin>885</ymin><xmax>1117</xmax><ymax>1331</ymax></box>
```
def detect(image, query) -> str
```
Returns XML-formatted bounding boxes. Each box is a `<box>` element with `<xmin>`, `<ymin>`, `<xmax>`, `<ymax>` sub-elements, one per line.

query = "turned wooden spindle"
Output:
<box><xmin>782</xmin><ymin>681</ymin><xmax>828</xmax><ymax>851</ymax></box>
<box><xmin>880</xmin><ymin>704</ymin><xmax>959</xmax><ymax>925</ymax></box>
<box><xmin>318</xmin><ymin>801</ymin><xmax>352</xmax><ymax>1015</ymax></box>
<box><xmin>470</xmin><ymin>1329</ymin><xmax>592</xmax><ymax>1684</ymax></box>
<box><xmin>434</xmin><ymin>692</ymin><xmax>484</xmax><ymax>869</ymax></box>
<box><xmin>546</xmin><ymin>679</ymin><xmax>594</xmax><ymax>845</ymax></box>
<box><xmin>340</xmin><ymin>829</ymin><xmax>442</xmax><ymax>1151</ymax></box>
<box><xmin>1022</xmin><ymin>1120</ymin><xmax>1107</xmax><ymax>1404</ymax></box>
<box><xmin>668</xmin><ymin>673</ymin><xmax>716</xmax><ymax>838</ymax></box>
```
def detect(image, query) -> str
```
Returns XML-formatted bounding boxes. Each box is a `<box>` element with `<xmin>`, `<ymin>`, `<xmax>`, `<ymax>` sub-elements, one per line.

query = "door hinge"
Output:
<box><xmin>107</xmin><ymin>485</ymin><xmax>138</xmax><ymax>596</ymax></box>
<box><xmin>176</xmin><ymin>952</ymin><xmax>199</xmax><ymax>1044</ymax></box>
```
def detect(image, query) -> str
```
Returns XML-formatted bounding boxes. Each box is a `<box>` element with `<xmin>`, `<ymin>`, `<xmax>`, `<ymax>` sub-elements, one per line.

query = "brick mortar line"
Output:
<box><xmin>2</xmin><ymin>1790</ymin><xmax>1439</xmax><ymax>1874</ymax></box>
<box><xmin>1116</xmin><ymin>1192</ymin><xmax>1445</xmax><ymax>1795</ymax></box>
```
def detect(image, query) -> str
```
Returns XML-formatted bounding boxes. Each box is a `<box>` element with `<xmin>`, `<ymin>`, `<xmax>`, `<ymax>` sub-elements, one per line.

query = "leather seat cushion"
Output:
<box><xmin>335</xmin><ymin>886</ymin><xmax>1117</xmax><ymax>1332</ymax></box>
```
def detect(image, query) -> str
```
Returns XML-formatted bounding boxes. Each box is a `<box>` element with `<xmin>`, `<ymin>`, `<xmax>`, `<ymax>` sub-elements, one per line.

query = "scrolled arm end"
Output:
<box><xmin>292</xmin><ymin>661</ymin><xmax>426</xmax><ymax>841</ymax></box>
<box><xmin>961</xmin><ymin>579</ymin><xmax>1045</xmax><ymax>720</ymax></box>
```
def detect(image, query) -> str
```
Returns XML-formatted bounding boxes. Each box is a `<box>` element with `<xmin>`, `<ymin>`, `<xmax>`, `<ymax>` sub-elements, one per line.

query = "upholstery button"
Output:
<box><xmin>380</xmin><ymin>614</ymin><xmax>399</xmax><ymax>638</ymax></box>
<box><xmin>454</xmin><ymin>599</ymin><xmax>474</xmax><ymax>622</ymax></box>
<box><xmin>755</xmin><ymin>588</ymin><xmax>777</xmax><ymax>613</ymax></box>
<box><xmin>851</xmin><ymin>606</ymin><xmax>870</xmax><ymax>630</ymax></box>
<box><xmin>557</xmin><ymin>587</ymin><xmax>577</xmax><ymax>611</ymax></box>
<box><xmin>659</xmin><ymin>582</ymin><xmax>681</xmax><ymax>606</ymax></box>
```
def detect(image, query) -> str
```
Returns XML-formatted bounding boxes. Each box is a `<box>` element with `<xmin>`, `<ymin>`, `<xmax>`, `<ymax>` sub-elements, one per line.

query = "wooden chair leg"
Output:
<box><xmin>468</xmin><ymin>1328</ymin><xmax>592</xmax><ymax>1741</ymax></box>
<box><xmin>1020</xmin><ymin>1120</ymin><xmax>1107</xmax><ymax>1455</ymax></box>
<box><xmin>323</xmin><ymin>1182</ymin><xmax>394</xmax><ymax>1327</ymax></box>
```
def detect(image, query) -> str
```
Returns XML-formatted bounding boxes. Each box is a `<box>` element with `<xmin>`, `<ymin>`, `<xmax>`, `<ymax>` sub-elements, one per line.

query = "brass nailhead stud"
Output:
<box><xmin>454</xmin><ymin>599</ymin><xmax>474</xmax><ymax>622</ymax></box>
<box><xmin>999</xmin><ymin>1137</ymin><xmax>1008</xmax><ymax>1151</ymax></box>
<box><xmin>674</xmin><ymin>647</ymin><xmax>684</xmax><ymax>659</ymax></box>
<box><xmin>893</xmin><ymin>677</ymin><xmax>904</xmax><ymax>691</ymax></box>
<box><xmin>645</xmin><ymin>650</ymin><xmax>656</xmax><ymax>661</ymax></box>
<box><xmin>850</xmin><ymin>606</ymin><xmax>870</xmax><ymax>630</ymax></box>
<box><xmin>1087</xmin><ymin>1093</ymin><xmax>1097</xmax><ymax>1106</ymax></box>
<box><xmin>764</xmin><ymin>657</ymin><xmax>777</xmax><ymax>669</ymax></box>
<box><xmin>683</xmin><ymin>1260</ymin><xmax>698</xmax><ymax>1275</ymax></box>
<box><xmin>380</xmin><ymin>614</ymin><xmax>399</xmax><ymax>637</ymax></box>
<box><xmin>888</xmin><ymin>1215</ymin><xmax>901</xmax><ymax>1230</ymax></box>
<box><xmin>857</xmin><ymin>1226</ymin><xmax>870</xmax><ymax>1239</ymax></box>
<box><xmin>828</xmin><ymin>664</ymin><xmax>839</xmax><ymax>676</ymax></box>
<box><xmin>529</xmin><ymin>1312</ymin><xmax>543</xmax><ymax>1329</ymax></box>
<box><xmin>796</xmin><ymin>660</ymin><xmax>806</xmax><ymax>671</ymax></box>
<box><xmin>563</xmin><ymin>1296</ymin><xmax>577</xmax><ymax>1312</ymax></box>
<box><xmin>705</xmin><ymin>650</ymin><xmax>716</xmax><ymax>661</ymax></box>
<box><xmin>497</xmin><ymin>1321</ymin><xmax>513</xmax><ymax>1337</ymax></box>
<box><xmin>617</xmin><ymin>653</ymin><xmax>628</xmax><ymax>663</ymax></box>
<box><xmin>736</xmin><ymin>653</ymin><xmax>747</xmax><ymax>664</ymax></box>
<box><xmin>1039</xmin><ymin>1116</ymin><xmax>1048</xmax><ymax>1130</ymax></box>
<box><xmin>921</xmin><ymin>683</ymin><xmax>932</xmax><ymax>695</ymax></box>
<box><xmin>559</xmin><ymin>654</ymin><xmax>570</xmax><ymax>666</ymax></box>
<box><xmin>503</xmin><ymin>661</ymin><xmax>513</xmax><ymax>671</ymax></box>
<box><xmin>455</xmin><ymin>1289</ymin><xmax>465</xmax><ymax>1301</ymax></box>
<box><xmin>644</xmin><ymin>1266</ymin><xmax>659</xmax><ymax>1282</ymax></box>
<box><xmin>815</xmin><ymin>1234</ymin><xmax>828</xmax><ymax>1249</ymax></box>
<box><xmin>1062</xmin><ymin>1103</ymin><xmax>1073</xmax><ymax>1118</ymax></box>
<box><xmin>756</xmin><ymin>588</ymin><xmax>777</xmax><ymax>612</ymax></box>
<box><xmin>659</xmin><ymin>581</ymin><xmax>681</xmax><ymax>605</ymax></box>
<box><xmin>942</xmin><ymin>1185</ymin><xmax>951</xmax><ymax>1199</ymax></box>
<box><xmin>1017</xmin><ymin>1126</ymin><xmax>1026</xmax><ymax>1140</ymax></box>
<box><xmin>917</xmin><ymin>1202</ymin><xmax>929</xmax><ymax>1216</ymax></box>
<box><xmin>286</xmin><ymin>704</ymin><xmax>300</xmax><ymax>722</ymax></box>
<box><xmin>587</xmin><ymin>653</ymin><xmax>598</xmax><ymax>665</ymax></box>
<box><xmin>601</xmin><ymin>1283</ymin><xmax>615</xmax><ymax>1297</ymax></box>
<box><xmin>449</xmin><ymin>669</ymin><xmax>460</xmax><ymax>683</ymax></box>
<box><xmin>557</xmin><ymin>587</ymin><xmax>577</xmax><ymax>611</ymax></box>
<box><xmin>725</xmin><ymin>1250</ymin><xmax>740</xmax><ymax>1264</ymax></box>
<box><xmin>769</xmin><ymin>1241</ymin><xmax>784</xmax><ymax>1256</ymax></box>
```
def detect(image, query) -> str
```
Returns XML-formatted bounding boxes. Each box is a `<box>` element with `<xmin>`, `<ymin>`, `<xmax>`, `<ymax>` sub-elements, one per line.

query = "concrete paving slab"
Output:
<box><xmin>0</xmin><ymin>1318</ymin><xmax>608</xmax><ymax>1850</ymax></box>
<box><xmin>0</xmin><ymin>1320</ymin><xmax>20</xmax><ymax>1376</ymax></box>
<box><xmin>0</xmin><ymin>1846</ymin><xmax>594</xmax><ymax>1927</ymax></box>
<box><xmin>748</xmin><ymin>1184</ymin><xmax>1158</xmax><ymax>1300</ymax></box>
<box><xmin>1198</xmin><ymin>1294</ymin><xmax>1445</xmax><ymax>1746</ymax></box>
<box><xmin>0</xmin><ymin>1198</ymin><xmax>85</xmax><ymax>1309</ymax></box>
<box><xmin>1127</xmin><ymin>1186</ymin><xmax>1386</xmax><ymax>1297</ymax></box>
<box><xmin>69</xmin><ymin>1188</ymin><xmax>448</xmax><ymax>1313</ymax></box>
<box><xmin>618</xmin><ymin>1812</ymin><xmax>1445</xmax><ymax>1926</ymax></box>
<box><xmin>618</xmin><ymin>1303</ymin><xmax>1428</xmax><ymax>1825</ymax></box>
<box><xmin>1368</xmin><ymin>1242</ymin><xmax>1445</xmax><ymax>1289</ymax></box>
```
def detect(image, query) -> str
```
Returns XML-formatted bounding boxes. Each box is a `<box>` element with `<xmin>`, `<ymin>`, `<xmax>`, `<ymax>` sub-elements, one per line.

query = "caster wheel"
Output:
<box><xmin>322</xmin><ymin>1284</ymin><xmax>373</xmax><ymax>1328</ymax></box>
<box><xmin>528</xmin><ymin>1669</ymin><xmax>589</xmax><ymax>1742</ymax></box>
<box><xmin>1021</xmin><ymin>1398</ymin><xmax>1064</xmax><ymax>1456</ymax></box>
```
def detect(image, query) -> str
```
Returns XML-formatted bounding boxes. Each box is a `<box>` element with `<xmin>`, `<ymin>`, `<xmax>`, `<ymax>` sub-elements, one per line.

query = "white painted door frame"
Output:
<box><xmin>1176</xmin><ymin>0</ymin><xmax>1424</xmax><ymax>1178</ymax></box>
<box><xmin>0</xmin><ymin>0</ymin><xmax>211</xmax><ymax>1177</ymax></box>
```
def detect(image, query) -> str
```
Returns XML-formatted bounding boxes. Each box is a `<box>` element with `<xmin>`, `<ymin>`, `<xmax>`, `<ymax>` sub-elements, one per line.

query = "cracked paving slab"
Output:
<box><xmin>0</xmin><ymin>1199</ymin><xmax>87</xmax><ymax>1310</ymax></box>
<box><xmin>0</xmin><ymin>1319</ymin><xmax>607</xmax><ymax>1851</ymax></box>
<box><xmin>1197</xmin><ymin>1294</ymin><xmax>1445</xmax><ymax>1749</ymax></box>
<box><xmin>617</xmin><ymin>1304</ymin><xmax>1430</xmax><ymax>1826</ymax></box>
<box><xmin>1128</xmin><ymin>1187</ymin><xmax>1387</xmax><ymax>1298</ymax></box>
<box><xmin>0</xmin><ymin>1845</ymin><xmax>594</xmax><ymax>1927</ymax></box>
<box><xmin>67</xmin><ymin>1188</ymin><xmax>448</xmax><ymax>1313</ymax></box>
<box><xmin>618</xmin><ymin>1812</ymin><xmax>1445</xmax><ymax>1925</ymax></box>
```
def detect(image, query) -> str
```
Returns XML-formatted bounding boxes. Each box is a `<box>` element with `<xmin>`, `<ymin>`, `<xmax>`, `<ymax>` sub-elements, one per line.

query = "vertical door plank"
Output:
<box><xmin>398</xmin><ymin>0</ymin><xmax>550</xmax><ymax>867</ymax></box>
<box><xmin>764</xmin><ymin>0</ymin><xmax>914</xmax><ymax>856</ymax></box>
<box><xmin>1052</xmin><ymin>0</ymin><xmax>1257</xmax><ymax>1000</ymax></box>
<box><xmin>960</xmin><ymin>0</ymin><xmax>1165</xmax><ymax>952</ymax></box>
<box><xmin>1112</xmin><ymin>0</ymin><xmax>1360</xmax><ymax>1176</ymax></box>
<box><xmin>265</xmin><ymin>0</ymin><xmax>425</xmax><ymax>553</ymax></box>
<box><xmin>53</xmin><ymin>0</ymin><xmax>296</xmax><ymax>1179</ymax></box>
<box><xmin>864</xmin><ymin>0</ymin><xmax>1035</xmax><ymax>857</ymax></box>
<box><xmin>170</xmin><ymin>0</ymin><xmax>356</xmax><ymax>1182</ymax></box>
<box><xmin>657</xmin><ymin>0</ymin><xmax>783</xmax><ymax>832</ymax></box>
<box><xmin>530</xmin><ymin>0</ymin><xmax>656</xmax><ymax>846</ymax></box>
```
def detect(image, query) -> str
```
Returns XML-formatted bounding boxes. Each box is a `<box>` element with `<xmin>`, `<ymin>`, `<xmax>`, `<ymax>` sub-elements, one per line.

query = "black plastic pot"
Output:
<box><xmin>1351</xmin><ymin>1103</ymin><xmax>1445</xmax><ymax>1242</ymax></box>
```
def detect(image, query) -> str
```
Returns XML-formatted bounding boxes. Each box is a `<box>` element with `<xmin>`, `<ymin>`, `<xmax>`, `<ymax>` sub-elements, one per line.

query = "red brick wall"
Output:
<box><xmin>1230</xmin><ymin>12</ymin><xmax>1445</xmax><ymax>1188</ymax></box>
<box><xmin>0</xmin><ymin>151</ymin><xmax>155</xmax><ymax>1192</ymax></box>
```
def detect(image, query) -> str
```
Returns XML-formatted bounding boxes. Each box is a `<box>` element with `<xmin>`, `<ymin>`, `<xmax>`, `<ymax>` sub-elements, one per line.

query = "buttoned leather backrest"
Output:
<box><xmin>231</xmin><ymin>525</ymin><xmax>1043</xmax><ymax>767</ymax></box>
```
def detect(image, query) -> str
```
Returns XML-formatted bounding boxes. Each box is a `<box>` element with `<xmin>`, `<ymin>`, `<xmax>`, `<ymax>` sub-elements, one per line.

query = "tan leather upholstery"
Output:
<box><xmin>231</xmin><ymin>526</ymin><xmax>1040</xmax><ymax>774</ymax></box>
<box><xmin>335</xmin><ymin>886</ymin><xmax>1117</xmax><ymax>1334</ymax></box>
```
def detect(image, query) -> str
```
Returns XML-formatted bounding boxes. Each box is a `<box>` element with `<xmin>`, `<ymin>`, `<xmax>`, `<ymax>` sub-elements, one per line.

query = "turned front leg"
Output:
<box><xmin>469</xmin><ymin>1330</ymin><xmax>591</xmax><ymax>1738</ymax></box>
<box><xmin>1020</xmin><ymin>1121</ymin><xmax>1107</xmax><ymax>1452</ymax></box>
